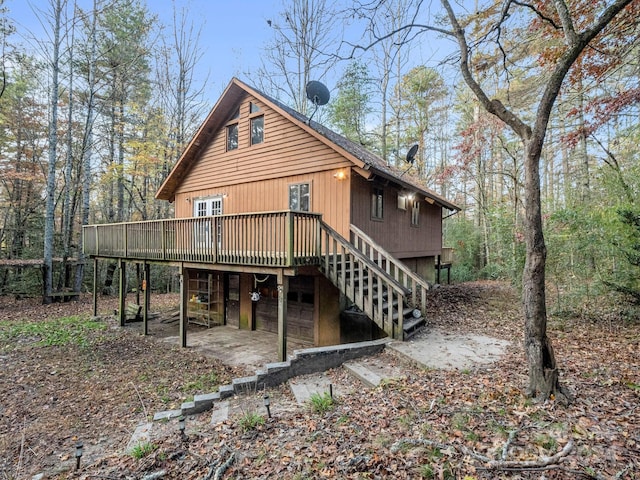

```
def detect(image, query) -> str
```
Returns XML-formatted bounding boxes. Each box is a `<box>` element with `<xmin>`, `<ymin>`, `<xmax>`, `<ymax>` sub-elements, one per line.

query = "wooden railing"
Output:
<box><xmin>350</xmin><ymin>224</ymin><xmax>430</xmax><ymax>314</ymax></box>
<box><xmin>440</xmin><ymin>247</ymin><xmax>454</xmax><ymax>264</ymax></box>
<box><xmin>319</xmin><ymin>221</ymin><xmax>408</xmax><ymax>339</ymax></box>
<box><xmin>83</xmin><ymin>211</ymin><xmax>322</xmax><ymax>267</ymax></box>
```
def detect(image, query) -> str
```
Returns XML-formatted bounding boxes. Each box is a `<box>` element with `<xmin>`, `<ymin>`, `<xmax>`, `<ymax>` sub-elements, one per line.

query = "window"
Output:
<box><xmin>226</xmin><ymin>123</ymin><xmax>238</xmax><ymax>151</ymax></box>
<box><xmin>411</xmin><ymin>200</ymin><xmax>420</xmax><ymax>226</ymax></box>
<box><xmin>289</xmin><ymin>183</ymin><xmax>310</xmax><ymax>212</ymax></box>
<box><xmin>250</xmin><ymin>115</ymin><xmax>264</xmax><ymax>145</ymax></box>
<box><xmin>250</xmin><ymin>102</ymin><xmax>261</xmax><ymax>113</ymax></box>
<box><xmin>371</xmin><ymin>187</ymin><xmax>384</xmax><ymax>220</ymax></box>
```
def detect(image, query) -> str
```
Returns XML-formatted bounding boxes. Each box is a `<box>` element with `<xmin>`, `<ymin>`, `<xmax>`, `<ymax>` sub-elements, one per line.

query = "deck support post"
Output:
<box><xmin>118</xmin><ymin>259</ymin><xmax>126</xmax><ymax>327</ymax></box>
<box><xmin>179</xmin><ymin>267</ymin><xmax>188</xmax><ymax>348</ymax></box>
<box><xmin>92</xmin><ymin>258</ymin><xmax>98</xmax><ymax>317</ymax></box>
<box><xmin>143</xmin><ymin>262</ymin><xmax>150</xmax><ymax>336</ymax></box>
<box><xmin>277</xmin><ymin>272</ymin><xmax>288</xmax><ymax>362</ymax></box>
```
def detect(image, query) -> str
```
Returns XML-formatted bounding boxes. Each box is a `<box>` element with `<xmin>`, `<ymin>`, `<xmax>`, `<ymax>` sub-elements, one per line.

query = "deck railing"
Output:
<box><xmin>350</xmin><ymin>224</ymin><xmax>431</xmax><ymax>313</ymax></box>
<box><xmin>319</xmin><ymin>221</ymin><xmax>408</xmax><ymax>339</ymax></box>
<box><xmin>83</xmin><ymin>211</ymin><xmax>322</xmax><ymax>267</ymax></box>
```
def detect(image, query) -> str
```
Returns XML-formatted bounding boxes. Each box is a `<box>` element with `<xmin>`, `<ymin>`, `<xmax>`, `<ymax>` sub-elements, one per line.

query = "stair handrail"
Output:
<box><xmin>319</xmin><ymin>220</ymin><xmax>408</xmax><ymax>338</ymax></box>
<box><xmin>349</xmin><ymin>224</ymin><xmax>431</xmax><ymax>313</ymax></box>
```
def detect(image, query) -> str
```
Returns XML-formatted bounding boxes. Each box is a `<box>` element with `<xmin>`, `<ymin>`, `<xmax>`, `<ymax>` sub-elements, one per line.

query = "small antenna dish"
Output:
<box><xmin>305</xmin><ymin>80</ymin><xmax>330</xmax><ymax>124</ymax></box>
<box><xmin>406</xmin><ymin>144</ymin><xmax>418</xmax><ymax>164</ymax></box>
<box><xmin>306</xmin><ymin>81</ymin><xmax>330</xmax><ymax>106</ymax></box>
<box><xmin>400</xmin><ymin>144</ymin><xmax>419</xmax><ymax>177</ymax></box>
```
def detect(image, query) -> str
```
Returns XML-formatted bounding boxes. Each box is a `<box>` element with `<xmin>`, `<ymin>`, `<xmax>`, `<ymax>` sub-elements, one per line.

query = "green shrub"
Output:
<box><xmin>308</xmin><ymin>391</ymin><xmax>335</xmax><ymax>414</ymax></box>
<box><xmin>130</xmin><ymin>442</ymin><xmax>156</xmax><ymax>459</ymax></box>
<box><xmin>239</xmin><ymin>410</ymin><xmax>265</xmax><ymax>432</ymax></box>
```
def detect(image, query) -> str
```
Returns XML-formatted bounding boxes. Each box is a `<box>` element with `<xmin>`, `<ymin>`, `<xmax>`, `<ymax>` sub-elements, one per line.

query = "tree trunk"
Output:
<box><xmin>43</xmin><ymin>0</ymin><xmax>63</xmax><ymax>304</ymax></box>
<box><xmin>102</xmin><ymin>262</ymin><xmax>117</xmax><ymax>295</ymax></box>
<box><xmin>522</xmin><ymin>141</ymin><xmax>571</xmax><ymax>403</ymax></box>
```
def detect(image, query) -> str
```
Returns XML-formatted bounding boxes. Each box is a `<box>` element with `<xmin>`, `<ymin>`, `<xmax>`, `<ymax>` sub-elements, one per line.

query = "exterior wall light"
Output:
<box><xmin>333</xmin><ymin>170</ymin><xmax>347</xmax><ymax>180</ymax></box>
<box><xmin>263</xmin><ymin>394</ymin><xmax>271</xmax><ymax>418</ymax></box>
<box><xmin>75</xmin><ymin>441</ymin><xmax>83</xmax><ymax>470</ymax></box>
<box><xmin>178</xmin><ymin>415</ymin><xmax>186</xmax><ymax>437</ymax></box>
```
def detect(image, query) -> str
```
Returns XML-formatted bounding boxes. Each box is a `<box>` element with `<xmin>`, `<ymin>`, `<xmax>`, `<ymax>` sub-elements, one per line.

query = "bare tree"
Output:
<box><xmin>256</xmin><ymin>0</ymin><xmax>340</xmax><ymax>114</ymax></box>
<box><xmin>351</xmin><ymin>0</ymin><xmax>636</xmax><ymax>401</ymax></box>
<box><xmin>156</xmin><ymin>2</ymin><xmax>207</xmax><ymax>176</ymax></box>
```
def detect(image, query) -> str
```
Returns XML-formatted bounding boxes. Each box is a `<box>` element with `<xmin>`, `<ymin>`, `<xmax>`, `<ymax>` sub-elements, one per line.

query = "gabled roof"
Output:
<box><xmin>156</xmin><ymin>78</ymin><xmax>460</xmax><ymax>212</ymax></box>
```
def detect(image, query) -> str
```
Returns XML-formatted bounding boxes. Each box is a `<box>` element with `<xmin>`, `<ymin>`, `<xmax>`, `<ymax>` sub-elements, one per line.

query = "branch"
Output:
<box><xmin>390</xmin><ymin>437</ymin><xmax>574</xmax><ymax>472</ymax></box>
<box><xmin>440</xmin><ymin>0</ymin><xmax>533</xmax><ymax>141</ymax></box>
<box><xmin>511</xmin><ymin>0</ymin><xmax>561</xmax><ymax>29</ymax></box>
<box><xmin>553</xmin><ymin>0</ymin><xmax>578</xmax><ymax>44</ymax></box>
<box><xmin>342</xmin><ymin>23</ymin><xmax>454</xmax><ymax>60</ymax></box>
<box><xmin>483</xmin><ymin>439</ymin><xmax>574</xmax><ymax>470</ymax></box>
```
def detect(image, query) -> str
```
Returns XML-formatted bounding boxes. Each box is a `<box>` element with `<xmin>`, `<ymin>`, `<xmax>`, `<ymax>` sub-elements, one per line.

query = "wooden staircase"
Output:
<box><xmin>318</xmin><ymin>222</ymin><xmax>431</xmax><ymax>340</ymax></box>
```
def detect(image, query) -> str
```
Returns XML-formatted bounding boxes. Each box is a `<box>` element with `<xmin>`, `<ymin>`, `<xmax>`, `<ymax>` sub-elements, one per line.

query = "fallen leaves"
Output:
<box><xmin>1</xmin><ymin>284</ymin><xmax>639</xmax><ymax>479</ymax></box>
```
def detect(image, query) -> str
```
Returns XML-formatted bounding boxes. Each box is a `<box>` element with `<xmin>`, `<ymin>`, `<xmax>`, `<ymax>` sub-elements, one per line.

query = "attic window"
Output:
<box><xmin>251</xmin><ymin>115</ymin><xmax>264</xmax><ymax>145</ymax></box>
<box><xmin>226</xmin><ymin>123</ymin><xmax>238</xmax><ymax>151</ymax></box>
<box><xmin>250</xmin><ymin>102</ymin><xmax>261</xmax><ymax>113</ymax></box>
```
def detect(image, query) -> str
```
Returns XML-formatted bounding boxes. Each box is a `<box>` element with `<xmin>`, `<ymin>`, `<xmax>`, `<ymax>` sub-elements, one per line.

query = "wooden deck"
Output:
<box><xmin>83</xmin><ymin>211</ymin><xmax>322</xmax><ymax>267</ymax></box>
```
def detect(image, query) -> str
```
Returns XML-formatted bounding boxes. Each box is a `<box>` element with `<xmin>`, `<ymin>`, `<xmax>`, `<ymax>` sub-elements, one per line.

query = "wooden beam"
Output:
<box><xmin>92</xmin><ymin>258</ymin><xmax>98</xmax><ymax>317</ymax></box>
<box><xmin>179</xmin><ymin>267</ymin><xmax>188</xmax><ymax>348</ymax></box>
<box><xmin>277</xmin><ymin>272</ymin><xmax>288</xmax><ymax>362</ymax></box>
<box><xmin>118</xmin><ymin>259</ymin><xmax>126</xmax><ymax>327</ymax></box>
<box><xmin>143</xmin><ymin>262</ymin><xmax>150</xmax><ymax>336</ymax></box>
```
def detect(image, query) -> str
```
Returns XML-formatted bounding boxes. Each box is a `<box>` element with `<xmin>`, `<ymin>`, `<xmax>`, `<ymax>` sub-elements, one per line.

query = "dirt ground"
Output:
<box><xmin>1</xmin><ymin>282</ymin><xmax>638</xmax><ymax>479</ymax></box>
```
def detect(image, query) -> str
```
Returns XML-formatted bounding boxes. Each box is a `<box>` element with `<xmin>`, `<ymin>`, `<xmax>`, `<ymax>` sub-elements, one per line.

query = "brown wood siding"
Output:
<box><xmin>172</xmin><ymin>94</ymin><xmax>352</xmax><ymax>237</ymax></box>
<box><xmin>350</xmin><ymin>174</ymin><xmax>442</xmax><ymax>257</ymax></box>
<box><xmin>175</xmin><ymin>96</ymin><xmax>351</xmax><ymax>194</ymax></box>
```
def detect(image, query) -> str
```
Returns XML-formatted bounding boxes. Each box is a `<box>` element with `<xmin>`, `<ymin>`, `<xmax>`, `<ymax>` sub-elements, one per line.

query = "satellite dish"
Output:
<box><xmin>406</xmin><ymin>144</ymin><xmax>418</xmax><ymax>164</ymax></box>
<box><xmin>306</xmin><ymin>81</ymin><xmax>330</xmax><ymax>106</ymax></box>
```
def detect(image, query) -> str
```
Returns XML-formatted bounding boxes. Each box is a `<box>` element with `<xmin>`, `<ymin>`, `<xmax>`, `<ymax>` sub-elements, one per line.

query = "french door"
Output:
<box><xmin>194</xmin><ymin>196</ymin><xmax>223</xmax><ymax>247</ymax></box>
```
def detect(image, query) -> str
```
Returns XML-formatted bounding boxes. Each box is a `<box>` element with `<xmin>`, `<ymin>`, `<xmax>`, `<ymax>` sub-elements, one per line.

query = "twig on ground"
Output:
<box><xmin>214</xmin><ymin>451</ymin><xmax>235</xmax><ymax>480</ymax></box>
<box><xmin>203</xmin><ymin>449</ymin><xmax>235</xmax><ymax>480</ymax></box>
<box><xmin>130</xmin><ymin>381</ymin><xmax>148</xmax><ymax>419</ymax></box>
<box><xmin>482</xmin><ymin>439</ymin><xmax>574</xmax><ymax>471</ymax></box>
<box><xmin>16</xmin><ymin>417</ymin><xmax>26</xmax><ymax>479</ymax></box>
<box><xmin>501</xmin><ymin>429</ymin><xmax>518</xmax><ymax>461</ymax></box>
<box><xmin>390</xmin><ymin>437</ymin><xmax>574</xmax><ymax>472</ymax></box>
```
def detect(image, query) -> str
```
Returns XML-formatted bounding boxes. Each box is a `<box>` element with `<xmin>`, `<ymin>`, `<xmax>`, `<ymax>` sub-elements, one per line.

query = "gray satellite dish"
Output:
<box><xmin>305</xmin><ymin>80</ymin><xmax>330</xmax><ymax>124</ymax></box>
<box><xmin>406</xmin><ymin>144</ymin><xmax>418</xmax><ymax>164</ymax></box>
<box><xmin>400</xmin><ymin>144</ymin><xmax>419</xmax><ymax>177</ymax></box>
<box><xmin>306</xmin><ymin>80</ymin><xmax>330</xmax><ymax>106</ymax></box>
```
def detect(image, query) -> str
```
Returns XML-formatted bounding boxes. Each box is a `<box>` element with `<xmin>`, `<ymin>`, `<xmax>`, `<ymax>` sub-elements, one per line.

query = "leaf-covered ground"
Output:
<box><xmin>1</xmin><ymin>282</ymin><xmax>638</xmax><ymax>479</ymax></box>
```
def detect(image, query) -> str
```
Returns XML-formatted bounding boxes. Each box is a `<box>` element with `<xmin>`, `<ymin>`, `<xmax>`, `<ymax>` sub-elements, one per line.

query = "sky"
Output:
<box><xmin>5</xmin><ymin>0</ymin><xmax>287</xmax><ymax>104</ymax></box>
<box><xmin>5</xmin><ymin>0</ymin><xmax>456</xmax><ymax>111</ymax></box>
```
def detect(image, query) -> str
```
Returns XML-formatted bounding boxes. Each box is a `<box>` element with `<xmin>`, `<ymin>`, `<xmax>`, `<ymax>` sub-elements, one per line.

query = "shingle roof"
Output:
<box><xmin>255</xmin><ymin>83</ymin><xmax>460</xmax><ymax>212</ymax></box>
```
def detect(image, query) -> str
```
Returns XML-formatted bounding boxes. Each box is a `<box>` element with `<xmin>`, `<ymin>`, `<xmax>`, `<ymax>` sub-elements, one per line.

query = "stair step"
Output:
<box><xmin>402</xmin><ymin>316</ymin><xmax>426</xmax><ymax>340</ymax></box>
<box><xmin>343</xmin><ymin>361</ymin><xmax>383</xmax><ymax>388</ymax></box>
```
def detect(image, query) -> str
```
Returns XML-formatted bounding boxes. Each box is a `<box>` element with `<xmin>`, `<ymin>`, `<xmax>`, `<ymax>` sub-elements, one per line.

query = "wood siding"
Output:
<box><xmin>350</xmin><ymin>174</ymin><xmax>442</xmax><ymax>258</ymax></box>
<box><xmin>173</xmin><ymin>94</ymin><xmax>352</xmax><ymax>238</ymax></box>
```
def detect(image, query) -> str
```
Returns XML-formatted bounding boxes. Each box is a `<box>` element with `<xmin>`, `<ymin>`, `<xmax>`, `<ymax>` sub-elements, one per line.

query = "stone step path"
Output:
<box><xmin>128</xmin><ymin>353</ymin><xmax>407</xmax><ymax>449</ymax></box>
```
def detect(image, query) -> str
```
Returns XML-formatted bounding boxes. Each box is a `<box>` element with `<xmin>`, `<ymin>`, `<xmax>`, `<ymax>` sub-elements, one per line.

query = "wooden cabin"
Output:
<box><xmin>83</xmin><ymin>78</ymin><xmax>459</xmax><ymax>361</ymax></box>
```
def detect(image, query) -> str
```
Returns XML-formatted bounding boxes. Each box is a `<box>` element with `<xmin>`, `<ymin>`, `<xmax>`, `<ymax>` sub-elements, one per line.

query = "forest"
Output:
<box><xmin>0</xmin><ymin>0</ymin><xmax>639</xmax><ymax>321</ymax></box>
